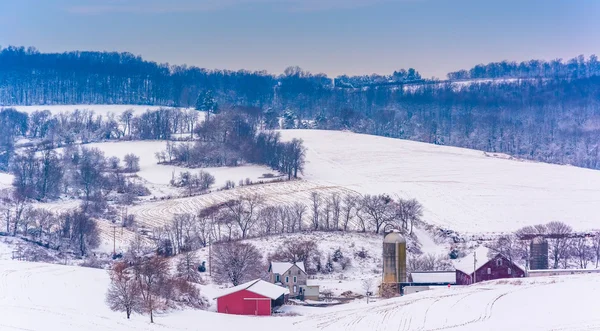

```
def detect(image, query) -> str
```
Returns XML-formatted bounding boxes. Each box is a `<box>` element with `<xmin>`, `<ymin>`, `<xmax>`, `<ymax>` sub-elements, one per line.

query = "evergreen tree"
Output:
<box><xmin>196</xmin><ymin>90</ymin><xmax>218</xmax><ymax>121</ymax></box>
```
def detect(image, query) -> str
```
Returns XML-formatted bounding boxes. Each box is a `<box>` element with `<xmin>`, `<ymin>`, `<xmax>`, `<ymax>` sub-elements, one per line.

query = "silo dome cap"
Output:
<box><xmin>383</xmin><ymin>232</ymin><xmax>406</xmax><ymax>243</ymax></box>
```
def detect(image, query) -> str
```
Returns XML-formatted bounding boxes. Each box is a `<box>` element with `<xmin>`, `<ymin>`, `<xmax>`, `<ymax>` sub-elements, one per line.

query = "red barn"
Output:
<box><xmin>454</xmin><ymin>246</ymin><xmax>525</xmax><ymax>285</ymax></box>
<box><xmin>215</xmin><ymin>279</ymin><xmax>289</xmax><ymax>316</ymax></box>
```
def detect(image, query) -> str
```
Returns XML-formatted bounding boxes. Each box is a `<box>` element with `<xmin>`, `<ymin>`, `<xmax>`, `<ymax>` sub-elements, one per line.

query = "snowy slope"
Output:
<box><xmin>279</xmin><ymin>130</ymin><xmax>600</xmax><ymax>233</ymax></box>
<box><xmin>2</xmin><ymin>258</ymin><xmax>600</xmax><ymax>331</ymax></box>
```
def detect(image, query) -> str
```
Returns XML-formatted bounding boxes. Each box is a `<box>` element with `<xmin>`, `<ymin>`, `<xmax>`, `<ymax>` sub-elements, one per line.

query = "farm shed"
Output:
<box><xmin>453</xmin><ymin>246</ymin><xmax>525</xmax><ymax>285</ymax></box>
<box><xmin>215</xmin><ymin>279</ymin><xmax>290</xmax><ymax>316</ymax></box>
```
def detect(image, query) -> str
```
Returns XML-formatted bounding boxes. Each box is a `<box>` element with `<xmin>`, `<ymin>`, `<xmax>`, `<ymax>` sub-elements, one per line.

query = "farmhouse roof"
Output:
<box><xmin>410</xmin><ymin>271</ymin><xmax>456</xmax><ymax>284</ymax></box>
<box><xmin>270</xmin><ymin>261</ymin><xmax>306</xmax><ymax>274</ymax></box>
<box><xmin>214</xmin><ymin>279</ymin><xmax>290</xmax><ymax>300</ymax></box>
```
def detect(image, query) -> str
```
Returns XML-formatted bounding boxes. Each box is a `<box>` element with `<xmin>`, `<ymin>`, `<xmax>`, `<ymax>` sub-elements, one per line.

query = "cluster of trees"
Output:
<box><xmin>447</xmin><ymin>55</ymin><xmax>600</xmax><ymax>80</ymax></box>
<box><xmin>161</xmin><ymin>107</ymin><xmax>306</xmax><ymax>178</ymax></box>
<box><xmin>106</xmin><ymin>236</ymin><xmax>206</xmax><ymax>323</ymax></box>
<box><xmin>487</xmin><ymin>221</ymin><xmax>600</xmax><ymax>270</ymax></box>
<box><xmin>335</xmin><ymin>68</ymin><xmax>422</xmax><ymax>88</ymax></box>
<box><xmin>10</xmin><ymin>146</ymin><xmax>148</xmax><ymax>205</ymax></box>
<box><xmin>0</xmin><ymin>203</ymin><xmax>100</xmax><ymax>257</ymax></box>
<box><xmin>170</xmin><ymin>171</ymin><xmax>215</xmax><ymax>196</ymax></box>
<box><xmin>147</xmin><ymin>192</ymin><xmax>423</xmax><ymax>258</ymax></box>
<box><xmin>0</xmin><ymin>107</ymin><xmax>200</xmax><ymax>151</ymax></box>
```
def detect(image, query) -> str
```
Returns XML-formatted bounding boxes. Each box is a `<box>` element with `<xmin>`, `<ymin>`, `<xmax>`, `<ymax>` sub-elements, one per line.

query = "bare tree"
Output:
<box><xmin>123</xmin><ymin>153</ymin><xmax>140</xmax><ymax>172</ymax></box>
<box><xmin>593</xmin><ymin>232</ymin><xmax>600</xmax><ymax>268</ymax></box>
<box><xmin>361</xmin><ymin>194</ymin><xmax>394</xmax><ymax>234</ymax></box>
<box><xmin>571</xmin><ymin>237</ymin><xmax>592</xmax><ymax>269</ymax></box>
<box><xmin>310</xmin><ymin>192</ymin><xmax>321</xmax><ymax>230</ymax></box>
<box><xmin>341</xmin><ymin>194</ymin><xmax>358</xmax><ymax>231</ymax></box>
<box><xmin>546</xmin><ymin>221</ymin><xmax>573</xmax><ymax>269</ymax></box>
<box><xmin>138</xmin><ymin>256</ymin><xmax>170</xmax><ymax>323</ymax></box>
<box><xmin>394</xmin><ymin>198</ymin><xmax>423</xmax><ymax>234</ymax></box>
<box><xmin>330</xmin><ymin>193</ymin><xmax>341</xmax><ymax>230</ymax></box>
<box><xmin>291</xmin><ymin>202</ymin><xmax>307</xmax><ymax>232</ymax></box>
<box><xmin>212</xmin><ymin>242</ymin><xmax>264</xmax><ymax>286</ymax></box>
<box><xmin>258</xmin><ymin>206</ymin><xmax>279</xmax><ymax>235</ymax></box>
<box><xmin>106</xmin><ymin>262</ymin><xmax>140</xmax><ymax>319</ymax></box>
<box><xmin>223</xmin><ymin>194</ymin><xmax>263</xmax><ymax>239</ymax></box>
<box><xmin>66</xmin><ymin>211</ymin><xmax>100</xmax><ymax>257</ymax></box>
<box><xmin>176</xmin><ymin>250</ymin><xmax>201</xmax><ymax>283</ymax></box>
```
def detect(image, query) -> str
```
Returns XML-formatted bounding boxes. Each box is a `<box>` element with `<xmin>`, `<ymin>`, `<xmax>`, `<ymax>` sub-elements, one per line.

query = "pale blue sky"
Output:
<box><xmin>1</xmin><ymin>0</ymin><xmax>599</xmax><ymax>78</ymax></box>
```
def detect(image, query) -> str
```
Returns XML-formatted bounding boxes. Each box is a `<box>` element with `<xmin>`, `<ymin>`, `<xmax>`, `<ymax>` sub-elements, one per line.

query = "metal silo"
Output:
<box><xmin>530</xmin><ymin>238</ymin><xmax>549</xmax><ymax>270</ymax></box>
<box><xmin>382</xmin><ymin>232</ymin><xmax>407</xmax><ymax>284</ymax></box>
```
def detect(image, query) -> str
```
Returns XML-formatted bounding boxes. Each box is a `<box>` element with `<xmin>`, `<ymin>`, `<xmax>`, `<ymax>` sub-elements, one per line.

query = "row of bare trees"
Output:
<box><xmin>487</xmin><ymin>221</ymin><xmax>600</xmax><ymax>270</ymax></box>
<box><xmin>148</xmin><ymin>192</ymin><xmax>424</xmax><ymax>257</ymax></box>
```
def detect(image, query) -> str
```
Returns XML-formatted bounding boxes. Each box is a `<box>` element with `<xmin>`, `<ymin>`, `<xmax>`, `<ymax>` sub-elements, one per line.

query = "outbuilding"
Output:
<box><xmin>215</xmin><ymin>279</ymin><xmax>290</xmax><ymax>316</ymax></box>
<box><xmin>453</xmin><ymin>246</ymin><xmax>525</xmax><ymax>285</ymax></box>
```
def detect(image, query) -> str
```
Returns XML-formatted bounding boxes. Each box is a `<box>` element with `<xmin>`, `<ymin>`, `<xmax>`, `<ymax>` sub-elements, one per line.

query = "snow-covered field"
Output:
<box><xmin>65</xmin><ymin>140</ymin><xmax>280</xmax><ymax>197</ymax></box>
<box><xmin>1</xmin><ymin>257</ymin><xmax>600</xmax><ymax>331</ymax></box>
<box><xmin>279</xmin><ymin>130</ymin><xmax>600</xmax><ymax>233</ymax></box>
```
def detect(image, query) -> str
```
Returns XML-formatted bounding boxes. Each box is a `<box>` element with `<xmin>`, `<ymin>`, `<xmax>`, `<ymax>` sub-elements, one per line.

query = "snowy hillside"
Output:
<box><xmin>2</xmin><ymin>257</ymin><xmax>600</xmax><ymax>331</ymax></box>
<box><xmin>279</xmin><ymin>130</ymin><xmax>600</xmax><ymax>233</ymax></box>
<box><xmin>58</xmin><ymin>140</ymin><xmax>280</xmax><ymax>198</ymax></box>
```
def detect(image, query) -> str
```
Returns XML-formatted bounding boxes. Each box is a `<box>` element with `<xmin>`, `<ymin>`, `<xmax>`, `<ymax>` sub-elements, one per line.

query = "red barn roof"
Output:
<box><xmin>215</xmin><ymin>279</ymin><xmax>290</xmax><ymax>300</ymax></box>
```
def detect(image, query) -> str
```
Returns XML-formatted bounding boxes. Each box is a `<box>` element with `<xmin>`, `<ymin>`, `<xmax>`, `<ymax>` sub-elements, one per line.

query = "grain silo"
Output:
<box><xmin>530</xmin><ymin>237</ymin><xmax>549</xmax><ymax>270</ymax></box>
<box><xmin>382</xmin><ymin>231</ymin><xmax>407</xmax><ymax>284</ymax></box>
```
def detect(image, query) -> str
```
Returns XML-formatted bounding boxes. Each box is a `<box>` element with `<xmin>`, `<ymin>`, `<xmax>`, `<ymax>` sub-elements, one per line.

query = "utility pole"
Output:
<box><xmin>112</xmin><ymin>225</ymin><xmax>116</xmax><ymax>256</ymax></box>
<box><xmin>209</xmin><ymin>236</ymin><xmax>212</xmax><ymax>277</ymax></box>
<box><xmin>473</xmin><ymin>250</ymin><xmax>477</xmax><ymax>284</ymax></box>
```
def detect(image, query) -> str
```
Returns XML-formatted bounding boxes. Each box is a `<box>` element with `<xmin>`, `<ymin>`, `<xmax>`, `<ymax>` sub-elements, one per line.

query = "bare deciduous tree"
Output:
<box><xmin>106</xmin><ymin>262</ymin><xmax>140</xmax><ymax>319</ymax></box>
<box><xmin>138</xmin><ymin>256</ymin><xmax>170</xmax><ymax>323</ymax></box>
<box><xmin>546</xmin><ymin>221</ymin><xmax>573</xmax><ymax>269</ymax></box>
<box><xmin>176</xmin><ymin>250</ymin><xmax>201</xmax><ymax>283</ymax></box>
<box><xmin>310</xmin><ymin>192</ymin><xmax>321</xmax><ymax>230</ymax></box>
<box><xmin>223</xmin><ymin>194</ymin><xmax>263</xmax><ymax>239</ymax></box>
<box><xmin>361</xmin><ymin>194</ymin><xmax>394</xmax><ymax>234</ymax></box>
<box><xmin>212</xmin><ymin>242</ymin><xmax>264</xmax><ymax>286</ymax></box>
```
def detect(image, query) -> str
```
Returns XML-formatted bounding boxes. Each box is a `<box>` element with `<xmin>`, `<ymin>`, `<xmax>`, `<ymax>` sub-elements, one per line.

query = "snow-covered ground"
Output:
<box><xmin>279</xmin><ymin>130</ymin><xmax>600</xmax><ymax>233</ymax></box>
<box><xmin>1</xmin><ymin>257</ymin><xmax>600</xmax><ymax>331</ymax></box>
<box><xmin>0</xmin><ymin>172</ymin><xmax>13</xmax><ymax>189</ymax></box>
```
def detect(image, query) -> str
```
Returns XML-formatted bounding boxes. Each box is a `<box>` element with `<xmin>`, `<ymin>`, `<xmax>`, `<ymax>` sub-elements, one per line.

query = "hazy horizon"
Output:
<box><xmin>1</xmin><ymin>0</ymin><xmax>599</xmax><ymax>79</ymax></box>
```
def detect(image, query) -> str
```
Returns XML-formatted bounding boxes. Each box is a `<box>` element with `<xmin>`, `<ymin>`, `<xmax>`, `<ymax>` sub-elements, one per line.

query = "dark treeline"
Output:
<box><xmin>447</xmin><ymin>55</ymin><xmax>600</xmax><ymax>80</ymax></box>
<box><xmin>2</xmin><ymin>46</ymin><xmax>600</xmax><ymax>169</ymax></box>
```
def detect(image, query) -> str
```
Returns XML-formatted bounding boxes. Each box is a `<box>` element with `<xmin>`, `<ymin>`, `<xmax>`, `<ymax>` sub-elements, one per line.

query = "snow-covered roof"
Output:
<box><xmin>411</xmin><ymin>271</ymin><xmax>456</xmax><ymax>284</ymax></box>
<box><xmin>453</xmin><ymin>246</ymin><xmax>492</xmax><ymax>275</ymax></box>
<box><xmin>214</xmin><ymin>279</ymin><xmax>290</xmax><ymax>300</ymax></box>
<box><xmin>270</xmin><ymin>261</ymin><xmax>306</xmax><ymax>275</ymax></box>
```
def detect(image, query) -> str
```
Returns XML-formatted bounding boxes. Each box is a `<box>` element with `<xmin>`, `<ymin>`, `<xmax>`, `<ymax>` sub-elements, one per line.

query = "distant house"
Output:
<box><xmin>215</xmin><ymin>279</ymin><xmax>289</xmax><ymax>316</ymax></box>
<box><xmin>453</xmin><ymin>246</ymin><xmax>525</xmax><ymax>285</ymax></box>
<box><xmin>268</xmin><ymin>261</ymin><xmax>307</xmax><ymax>297</ymax></box>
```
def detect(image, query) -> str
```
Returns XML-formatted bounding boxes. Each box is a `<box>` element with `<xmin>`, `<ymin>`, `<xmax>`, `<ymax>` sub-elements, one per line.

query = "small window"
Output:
<box><xmin>293</xmin><ymin>285</ymin><xmax>297</xmax><ymax>293</ymax></box>
<box><xmin>293</xmin><ymin>276</ymin><xmax>297</xmax><ymax>283</ymax></box>
<box><xmin>276</xmin><ymin>275</ymin><xmax>280</xmax><ymax>282</ymax></box>
<box><xmin>298</xmin><ymin>270</ymin><xmax>301</xmax><ymax>275</ymax></box>
<box><xmin>496</xmin><ymin>259</ymin><xmax>502</xmax><ymax>266</ymax></box>
<box><xmin>508</xmin><ymin>268</ymin><xmax>512</xmax><ymax>275</ymax></box>
<box><xmin>285</xmin><ymin>276</ymin><xmax>289</xmax><ymax>283</ymax></box>
<box><xmin>487</xmin><ymin>268</ymin><xmax>491</xmax><ymax>275</ymax></box>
